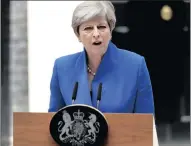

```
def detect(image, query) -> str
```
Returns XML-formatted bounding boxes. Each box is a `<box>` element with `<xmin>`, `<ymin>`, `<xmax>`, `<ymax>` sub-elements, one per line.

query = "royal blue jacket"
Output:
<box><xmin>48</xmin><ymin>41</ymin><xmax>155</xmax><ymax>114</ymax></box>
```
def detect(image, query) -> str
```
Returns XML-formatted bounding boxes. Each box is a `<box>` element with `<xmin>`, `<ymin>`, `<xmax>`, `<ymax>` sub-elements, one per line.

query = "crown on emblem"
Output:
<box><xmin>73</xmin><ymin>110</ymin><xmax>84</xmax><ymax>120</ymax></box>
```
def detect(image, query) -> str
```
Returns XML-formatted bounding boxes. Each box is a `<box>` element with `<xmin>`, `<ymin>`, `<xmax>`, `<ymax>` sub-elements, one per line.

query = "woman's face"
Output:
<box><xmin>77</xmin><ymin>16</ymin><xmax>112</xmax><ymax>56</ymax></box>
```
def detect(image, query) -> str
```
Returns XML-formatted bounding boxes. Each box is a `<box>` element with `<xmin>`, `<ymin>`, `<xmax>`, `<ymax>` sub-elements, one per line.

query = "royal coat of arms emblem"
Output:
<box><xmin>49</xmin><ymin>104</ymin><xmax>108</xmax><ymax>146</ymax></box>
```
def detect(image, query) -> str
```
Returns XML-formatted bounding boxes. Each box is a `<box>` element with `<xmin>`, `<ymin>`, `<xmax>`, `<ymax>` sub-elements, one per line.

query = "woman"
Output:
<box><xmin>49</xmin><ymin>1</ymin><xmax>154</xmax><ymax>115</ymax></box>
<box><xmin>49</xmin><ymin>1</ymin><xmax>159</xmax><ymax>145</ymax></box>
<box><xmin>49</xmin><ymin>1</ymin><xmax>155</xmax><ymax>113</ymax></box>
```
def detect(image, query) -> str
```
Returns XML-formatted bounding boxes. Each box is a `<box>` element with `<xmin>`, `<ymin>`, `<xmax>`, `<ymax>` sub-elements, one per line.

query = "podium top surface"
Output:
<box><xmin>13</xmin><ymin>112</ymin><xmax>153</xmax><ymax>146</ymax></box>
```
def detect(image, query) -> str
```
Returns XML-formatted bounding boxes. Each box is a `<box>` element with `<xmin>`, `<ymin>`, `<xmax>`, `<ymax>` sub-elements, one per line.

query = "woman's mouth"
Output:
<box><xmin>92</xmin><ymin>42</ymin><xmax>102</xmax><ymax>45</ymax></box>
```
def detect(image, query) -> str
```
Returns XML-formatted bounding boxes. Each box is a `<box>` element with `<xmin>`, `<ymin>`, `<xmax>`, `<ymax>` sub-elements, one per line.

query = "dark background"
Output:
<box><xmin>112</xmin><ymin>0</ymin><xmax>190</xmax><ymax>124</ymax></box>
<box><xmin>1</xmin><ymin>0</ymin><xmax>11</xmax><ymax>145</ymax></box>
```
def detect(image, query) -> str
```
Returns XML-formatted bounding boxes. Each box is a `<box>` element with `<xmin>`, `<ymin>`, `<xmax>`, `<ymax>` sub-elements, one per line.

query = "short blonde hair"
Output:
<box><xmin>71</xmin><ymin>1</ymin><xmax>116</xmax><ymax>35</ymax></box>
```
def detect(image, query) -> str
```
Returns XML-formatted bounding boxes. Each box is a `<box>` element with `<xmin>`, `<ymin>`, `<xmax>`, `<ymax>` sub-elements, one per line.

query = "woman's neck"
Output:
<box><xmin>87</xmin><ymin>54</ymin><xmax>102</xmax><ymax>73</ymax></box>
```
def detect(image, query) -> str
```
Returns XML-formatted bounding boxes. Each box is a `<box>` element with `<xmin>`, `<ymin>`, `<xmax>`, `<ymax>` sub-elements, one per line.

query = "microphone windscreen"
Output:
<box><xmin>97</xmin><ymin>83</ymin><xmax>102</xmax><ymax>101</ymax></box>
<box><xmin>72</xmin><ymin>82</ymin><xmax>78</xmax><ymax>101</ymax></box>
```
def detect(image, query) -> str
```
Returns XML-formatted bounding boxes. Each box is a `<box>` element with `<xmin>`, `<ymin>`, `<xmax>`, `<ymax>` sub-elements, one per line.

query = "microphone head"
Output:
<box><xmin>72</xmin><ymin>82</ymin><xmax>78</xmax><ymax>101</ymax></box>
<box><xmin>97</xmin><ymin>83</ymin><xmax>102</xmax><ymax>101</ymax></box>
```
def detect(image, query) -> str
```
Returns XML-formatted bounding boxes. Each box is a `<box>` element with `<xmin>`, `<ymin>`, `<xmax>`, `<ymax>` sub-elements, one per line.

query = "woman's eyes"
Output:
<box><xmin>84</xmin><ymin>27</ymin><xmax>93</xmax><ymax>31</ymax></box>
<box><xmin>84</xmin><ymin>26</ymin><xmax>106</xmax><ymax>31</ymax></box>
<box><xmin>97</xmin><ymin>26</ymin><xmax>106</xmax><ymax>29</ymax></box>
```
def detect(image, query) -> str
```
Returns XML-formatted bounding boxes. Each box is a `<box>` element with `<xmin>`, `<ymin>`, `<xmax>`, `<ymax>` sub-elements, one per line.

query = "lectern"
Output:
<box><xmin>13</xmin><ymin>112</ymin><xmax>153</xmax><ymax>146</ymax></box>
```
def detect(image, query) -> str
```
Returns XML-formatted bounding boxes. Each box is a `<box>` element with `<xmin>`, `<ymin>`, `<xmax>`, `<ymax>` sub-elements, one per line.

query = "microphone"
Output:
<box><xmin>72</xmin><ymin>82</ymin><xmax>78</xmax><ymax>104</ymax></box>
<box><xmin>96</xmin><ymin>83</ymin><xmax>102</xmax><ymax>109</ymax></box>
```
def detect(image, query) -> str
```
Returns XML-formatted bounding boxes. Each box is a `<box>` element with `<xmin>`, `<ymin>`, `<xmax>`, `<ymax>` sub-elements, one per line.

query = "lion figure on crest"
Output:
<box><xmin>84</xmin><ymin>113</ymin><xmax>100</xmax><ymax>142</ymax></box>
<box><xmin>58</xmin><ymin>110</ymin><xmax>73</xmax><ymax>141</ymax></box>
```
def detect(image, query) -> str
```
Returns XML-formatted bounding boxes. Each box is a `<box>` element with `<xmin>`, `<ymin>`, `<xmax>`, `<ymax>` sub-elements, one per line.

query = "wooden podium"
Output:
<box><xmin>13</xmin><ymin>112</ymin><xmax>153</xmax><ymax>146</ymax></box>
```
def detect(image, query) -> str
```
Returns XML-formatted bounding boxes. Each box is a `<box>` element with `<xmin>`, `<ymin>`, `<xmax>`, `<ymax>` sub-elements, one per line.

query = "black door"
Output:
<box><xmin>112</xmin><ymin>0</ymin><xmax>190</xmax><ymax>124</ymax></box>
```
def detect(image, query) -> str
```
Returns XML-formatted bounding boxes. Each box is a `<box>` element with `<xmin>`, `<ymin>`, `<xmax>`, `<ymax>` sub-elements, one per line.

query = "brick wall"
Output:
<box><xmin>9</xmin><ymin>1</ymin><xmax>28</xmax><ymax>112</ymax></box>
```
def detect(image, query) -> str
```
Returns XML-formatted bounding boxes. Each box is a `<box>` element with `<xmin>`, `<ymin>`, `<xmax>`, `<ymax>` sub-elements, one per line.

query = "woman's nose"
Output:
<box><xmin>92</xmin><ymin>27</ymin><xmax>100</xmax><ymax>38</ymax></box>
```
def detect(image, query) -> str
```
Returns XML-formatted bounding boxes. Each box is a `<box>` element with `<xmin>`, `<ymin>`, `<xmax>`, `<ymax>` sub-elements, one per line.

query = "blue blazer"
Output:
<box><xmin>48</xmin><ymin>41</ymin><xmax>155</xmax><ymax>114</ymax></box>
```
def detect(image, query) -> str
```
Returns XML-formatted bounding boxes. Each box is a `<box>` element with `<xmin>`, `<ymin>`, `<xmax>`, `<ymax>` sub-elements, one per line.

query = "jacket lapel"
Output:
<box><xmin>74</xmin><ymin>51</ymin><xmax>93</xmax><ymax>106</ymax></box>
